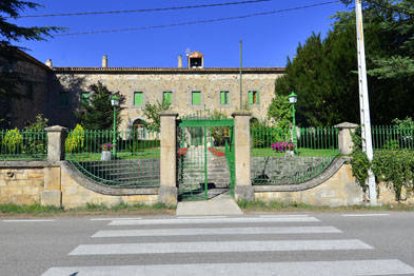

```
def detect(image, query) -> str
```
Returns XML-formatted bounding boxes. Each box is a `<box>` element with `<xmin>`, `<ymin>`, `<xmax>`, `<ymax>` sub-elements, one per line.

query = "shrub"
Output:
<box><xmin>65</xmin><ymin>124</ymin><xmax>85</xmax><ymax>153</ymax></box>
<box><xmin>2</xmin><ymin>128</ymin><xmax>23</xmax><ymax>153</ymax></box>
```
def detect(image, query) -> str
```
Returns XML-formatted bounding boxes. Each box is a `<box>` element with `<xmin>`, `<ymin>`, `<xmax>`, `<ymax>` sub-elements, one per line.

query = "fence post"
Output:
<box><xmin>159</xmin><ymin>112</ymin><xmax>178</xmax><ymax>206</ymax></box>
<box><xmin>232</xmin><ymin>112</ymin><xmax>254</xmax><ymax>201</ymax></box>
<box><xmin>45</xmin><ymin>125</ymin><xmax>68</xmax><ymax>162</ymax></box>
<box><xmin>335</xmin><ymin>122</ymin><xmax>359</xmax><ymax>155</ymax></box>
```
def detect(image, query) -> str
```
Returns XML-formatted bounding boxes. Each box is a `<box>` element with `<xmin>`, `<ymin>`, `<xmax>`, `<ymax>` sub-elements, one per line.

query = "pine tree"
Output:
<box><xmin>77</xmin><ymin>82</ymin><xmax>124</xmax><ymax>130</ymax></box>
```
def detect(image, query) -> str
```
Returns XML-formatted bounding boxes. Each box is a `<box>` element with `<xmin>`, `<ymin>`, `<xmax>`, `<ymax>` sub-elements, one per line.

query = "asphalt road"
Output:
<box><xmin>1</xmin><ymin>212</ymin><xmax>414</xmax><ymax>275</ymax></box>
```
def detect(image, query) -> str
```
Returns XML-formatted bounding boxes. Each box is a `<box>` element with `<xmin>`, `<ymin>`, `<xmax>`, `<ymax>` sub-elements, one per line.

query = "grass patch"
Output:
<box><xmin>238</xmin><ymin>199</ymin><xmax>414</xmax><ymax>212</ymax></box>
<box><xmin>0</xmin><ymin>204</ymin><xmax>63</xmax><ymax>215</ymax></box>
<box><xmin>66</xmin><ymin>148</ymin><xmax>160</xmax><ymax>161</ymax></box>
<box><xmin>252</xmin><ymin>148</ymin><xmax>338</xmax><ymax>157</ymax></box>
<box><xmin>0</xmin><ymin>202</ymin><xmax>175</xmax><ymax>217</ymax></box>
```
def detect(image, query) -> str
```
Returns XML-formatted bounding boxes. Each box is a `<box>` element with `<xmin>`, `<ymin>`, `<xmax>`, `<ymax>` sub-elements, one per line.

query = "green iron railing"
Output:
<box><xmin>65</xmin><ymin>128</ymin><xmax>160</xmax><ymax>188</ymax></box>
<box><xmin>0</xmin><ymin>129</ymin><xmax>47</xmax><ymax>160</ymax></box>
<box><xmin>251</xmin><ymin>126</ymin><xmax>339</xmax><ymax>157</ymax></box>
<box><xmin>372</xmin><ymin>125</ymin><xmax>414</xmax><ymax>150</ymax></box>
<box><xmin>65</xmin><ymin>129</ymin><xmax>160</xmax><ymax>161</ymax></box>
<box><xmin>250</xmin><ymin>126</ymin><xmax>338</xmax><ymax>186</ymax></box>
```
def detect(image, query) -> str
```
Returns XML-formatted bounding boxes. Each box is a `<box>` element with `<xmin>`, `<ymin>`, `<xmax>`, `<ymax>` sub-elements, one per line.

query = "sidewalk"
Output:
<box><xmin>176</xmin><ymin>194</ymin><xmax>243</xmax><ymax>216</ymax></box>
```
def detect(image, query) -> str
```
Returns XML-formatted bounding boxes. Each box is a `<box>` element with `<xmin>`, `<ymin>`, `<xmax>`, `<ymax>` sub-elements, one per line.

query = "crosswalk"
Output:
<box><xmin>42</xmin><ymin>215</ymin><xmax>414</xmax><ymax>276</ymax></box>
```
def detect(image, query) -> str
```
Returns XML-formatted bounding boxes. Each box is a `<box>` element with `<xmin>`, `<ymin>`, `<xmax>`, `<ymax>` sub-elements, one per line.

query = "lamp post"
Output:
<box><xmin>288</xmin><ymin>92</ymin><xmax>298</xmax><ymax>154</ymax></box>
<box><xmin>111</xmin><ymin>94</ymin><xmax>120</xmax><ymax>158</ymax></box>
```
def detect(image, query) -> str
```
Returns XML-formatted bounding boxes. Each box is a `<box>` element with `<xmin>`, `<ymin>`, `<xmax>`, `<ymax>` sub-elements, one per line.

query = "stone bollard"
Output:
<box><xmin>335</xmin><ymin>122</ymin><xmax>359</xmax><ymax>155</ymax></box>
<box><xmin>159</xmin><ymin>112</ymin><xmax>178</xmax><ymax>206</ymax></box>
<box><xmin>232</xmin><ymin>112</ymin><xmax>254</xmax><ymax>201</ymax></box>
<box><xmin>45</xmin><ymin>125</ymin><xmax>68</xmax><ymax>162</ymax></box>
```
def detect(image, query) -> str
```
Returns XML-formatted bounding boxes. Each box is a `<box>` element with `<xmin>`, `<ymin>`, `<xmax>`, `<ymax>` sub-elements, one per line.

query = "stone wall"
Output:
<box><xmin>0</xmin><ymin>162</ymin><xmax>158</xmax><ymax>209</ymax></box>
<box><xmin>254</xmin><ymin>163</ymin><xmax>364</xmax><ymax>206</ymax></box>
<box><xmin>56</xmin><ymin>71</ymin><xmax>282</xmax><ymax>130</ymax></box>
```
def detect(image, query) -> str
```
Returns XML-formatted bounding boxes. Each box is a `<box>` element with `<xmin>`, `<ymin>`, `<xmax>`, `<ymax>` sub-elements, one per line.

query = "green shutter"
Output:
<box><xmin>256</xmin><ymin>91</ymin><xmax>260</xmax><ymax>104</ymax></box>
<box><xmin>192</xmin><ymin>91</ymin><xmax>201</xmax><ymax>105</ymax></box>
<box><xmin>220</xmin><ymin>91</ymin><xmax>225</xmax><ymax>105</ymax></box>
<box><xmin>134</xmin><ymin>92</ymin><xmax>143</xmax><ymax>106</ymax></box>
<box><xmin>248</xmin><ymin>91</ymin><xmax>253</xmax><ymax>105</ymax></box>
<box><xmin>163</xmin><ymin>91</ymin><xmax>172</xmax><ymax>105</ymax></box>
<box><xmin>81</xmin><ymin>92</ymin><xmax>90</xmax><ymax>105</ymax></box>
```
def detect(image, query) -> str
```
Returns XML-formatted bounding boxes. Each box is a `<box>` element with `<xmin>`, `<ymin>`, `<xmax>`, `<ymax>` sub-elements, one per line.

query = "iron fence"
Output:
<box><xmin>0</xmin><ymin>129</ymin><xmax>47</xmax><ymax>160</ymax></box>
<box><xmin>65</xmin><ymin>128</ymin><xmax>160</xmax><ymax>188</ymax></box>
<box><xmin>372</xmin><ymin>125</ymin><xmax>414</xmax><ymax>150</ymax></box>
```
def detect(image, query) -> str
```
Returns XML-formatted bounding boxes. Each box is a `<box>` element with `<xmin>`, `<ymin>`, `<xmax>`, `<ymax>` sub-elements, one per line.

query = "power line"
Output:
<box><xmin>10</xmin><ymin>0</ymin><xmax>271</xmax><ymax>19</ymax></box>
<box><xmin>56</xmin><ymin>1</ymin><xmax>341</xmax><ymax>37</ymax></box>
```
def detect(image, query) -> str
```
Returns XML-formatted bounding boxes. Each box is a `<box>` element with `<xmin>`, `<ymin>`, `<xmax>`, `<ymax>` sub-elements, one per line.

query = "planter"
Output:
<box><xmin>101</xmin><ymin>150</ymin><xmax>111</xmax><ymax>161</ymax></box>
<box><xmin>285</xmin><ymin>150</ymin><xmax>295</xmax><ymax>157</ymax></box>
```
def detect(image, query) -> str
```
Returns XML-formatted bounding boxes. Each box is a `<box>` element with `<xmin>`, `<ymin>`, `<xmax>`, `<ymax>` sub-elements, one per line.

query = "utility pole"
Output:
<box><xmin>355</xmin><ymin>0</ymin><xmax>377</xmax><ymax>205</ymax></box>
<box><xmin>239</xmin><ymin>40</ymin><xmax>243</xmax><ymax>110</ymax></box>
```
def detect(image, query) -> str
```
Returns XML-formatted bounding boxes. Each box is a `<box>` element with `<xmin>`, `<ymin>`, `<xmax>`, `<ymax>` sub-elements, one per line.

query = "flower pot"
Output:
<box><xmin>101</xmin><ymin>150</ymin><xmax>111</xmax><ymax>161</ymax></box>
<box><xmin>285</xmin><ymin>150</ymin><xmax>294</xmax><ymax>157</ymax></box>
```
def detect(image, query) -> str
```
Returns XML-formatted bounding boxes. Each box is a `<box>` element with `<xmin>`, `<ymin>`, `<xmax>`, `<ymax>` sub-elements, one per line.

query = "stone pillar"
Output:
<box><xmin>232</xmin><ymin>112</ymin><xmax>254</xmax><ymax>201</ymax></box>
<box><xmin>335</xmin><ymin>122</ymin><xmax>359</xmax><ymax>155</ymax></box>
<box><xmin>45</xmin><ymin>125</ymin><xmax>67</xmax><ymax>162</ymax></box>
<box><xmin>159</xmin><ymin>112</ymin><xmax>178</xmax><ymax>206</ymax></box>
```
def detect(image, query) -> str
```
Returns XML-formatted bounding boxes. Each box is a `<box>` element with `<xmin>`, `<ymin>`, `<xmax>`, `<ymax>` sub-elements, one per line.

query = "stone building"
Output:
<box><xmin>0</xmin><ymin>50</ymin><xmax>63</xmax><ymax>128</ymax></box>
<box><xmin>2</xmin><ymin>50</ymin><xmax>284</xmax><ymax>129</ymax></box>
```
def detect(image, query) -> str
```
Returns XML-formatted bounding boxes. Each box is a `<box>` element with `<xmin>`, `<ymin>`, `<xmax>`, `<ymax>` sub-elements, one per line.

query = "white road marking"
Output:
<box><xmin>259</xmin><ymin>214</ymin><xmax>310</xmax><ymax>218</ymax></box>
<box><xmin>92</xmin><ymin>226</ymin><xmax>342</xmax><ymax>238</ymax></box>
<box><xmin>2</xmin><ymin>219</ymin><xmax>55</xmax><ymax>222</ymax></box>
<box><xmin>341</xmin><ymin>214</ymin><xmax>390</xmax><ymax>217</ymax></box>
<box><xmin>42</xmin><ymin>259</ymin><xmax>414</xmax><ymax>276</ymax></box>
<box><xmin>90</xmin><ymin>217</ymin><xmax>142</xmax><ymax>221</ymax></box>
<box><xmin>176</xmin><ymin>216</ymin><xmax>228</xmax><ymax>219</ymax></box>
<box><xmin>69</xmin><ymin>239</ymin><xmax>372</xmax><ymax>255</ymax></box>
<box><xmin>109</xmin><ymin>216</ymin><xmax>320</xmax><ymax>226</ymax></box>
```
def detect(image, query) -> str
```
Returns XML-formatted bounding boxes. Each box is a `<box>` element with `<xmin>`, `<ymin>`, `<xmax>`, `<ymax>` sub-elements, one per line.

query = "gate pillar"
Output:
<box><xmin>232</xmin><ymin>112</ymin><xmax>254</xmax><ymax>201</ymax></box>
<box><xmin>159</xmin><ymin>112</ymin><xmax>179</xmax><ymax>206</ymax></box>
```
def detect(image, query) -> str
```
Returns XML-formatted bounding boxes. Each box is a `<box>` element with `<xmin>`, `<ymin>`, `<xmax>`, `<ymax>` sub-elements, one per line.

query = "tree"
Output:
<box><xmin>77</xmin><ymin>82</ymin><xmax>124</xmax><ymax>130</ymax></box>
<box><xmin>0</xmin><ymin>0</ymin><xmax>57</xmax><ymax>124</ymax></box>
<box><xmin>142</xmin><ymin>101</ymin><xmax>170</xmax><ymax>132</ymax></box>
<box><xmin>274</xmin><ymin>0</ymin><xmax>414</xmax><ymax>126</ymax></box>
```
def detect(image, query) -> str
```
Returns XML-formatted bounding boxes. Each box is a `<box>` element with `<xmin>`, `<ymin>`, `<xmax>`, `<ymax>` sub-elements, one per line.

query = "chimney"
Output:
<box><xmin>102</xmin><ymin>55</ymin><xmax>108</xmax><ymax>68</ymax></box>
<box><xmin>177</xmin><ymin>55</ymin><xmax>183</xmax><ymax>68</ymax></box>
<box><xmin>45</xmin><ymin>59</ymin><xmax>53</xmax><ymax>68</ymax></box>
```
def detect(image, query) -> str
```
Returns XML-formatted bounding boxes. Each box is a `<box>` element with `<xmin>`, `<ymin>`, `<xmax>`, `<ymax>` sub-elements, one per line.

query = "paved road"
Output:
<box><xmin>1</xmin><ymin>212</ymin><xmax>414</xmax><ymax>275</ymax></box>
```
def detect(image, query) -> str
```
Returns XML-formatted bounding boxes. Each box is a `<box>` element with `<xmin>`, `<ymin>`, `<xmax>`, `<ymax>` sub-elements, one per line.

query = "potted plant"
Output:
<box><xmin>271</xmin><ymin>141</ymin><xmax>295</xmax><ymax>157</ymax></box>
<box><xmin>101</xmin><ymin>143</ymin><xmax>112</xmax><ymax>161</ymax></box>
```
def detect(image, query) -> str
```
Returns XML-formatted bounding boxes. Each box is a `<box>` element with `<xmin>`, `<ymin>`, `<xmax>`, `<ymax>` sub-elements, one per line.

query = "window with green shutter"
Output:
<box><xmin>80</xmin><ymin>92</ymin><xmax>90</xmax><ymax>105</ymax></box>
<box><xmin>192</xmin><ymin>91</ymin><xmax>201</xmax><ymax>105</ymax></box>
<box><xmin>220</xmin><ymin>91</ymin><xmax>229</xmax><ymax>105</ymax></box>
<box><xmin>163</xmin><ymin>91</ymin><xmax>173</xmax><ymax>105</ymax></box>
<box><xmin>134</xmin><ymin>91</ymin><xmax>143</xmax><ymax>106</ymax></box>
<box><xmin>248</xmin><ymin>91</ymin><xmax>259</xmax><ymax>105</ymax></box>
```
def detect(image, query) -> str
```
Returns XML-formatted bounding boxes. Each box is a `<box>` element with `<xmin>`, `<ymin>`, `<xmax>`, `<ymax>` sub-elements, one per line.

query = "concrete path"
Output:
<box><xmin>176</xmin><ymin>194</ymin><xmax>243</xmax><ymax>216</ymax></box>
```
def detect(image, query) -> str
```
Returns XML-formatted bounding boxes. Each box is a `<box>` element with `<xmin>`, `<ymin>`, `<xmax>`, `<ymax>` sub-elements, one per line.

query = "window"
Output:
<box><xmin>80</xmin><ymin>92</ymin><xmax>90</xmax><ymax>105</ymax></box>
<box><xmin>248</xmin><ymin>91</ymin><xmax>260</xmax><ymax>105</ymax></box>
<box><xmin>220</xmin><ymin>91</ymin><xmax>229</xmax><ymax>105</ymax></box>
<box><xmin>192</xmin><ymin>91</ymin><xmax>201</xmax><ymax>105</ymax></box>
<box><xmin>163</xmin><ymin>91</ymin><xmax>173</xmax><ymax>105</ymax></box>
<box><xmin>59</xmin><ymin>92</ymin><xmax>69</xmax><ymax>107</ymax></box>
<box><xmin>134</xmin><ymin>91</ymin><xmax>143</xmax><ymax>106</ymax></box>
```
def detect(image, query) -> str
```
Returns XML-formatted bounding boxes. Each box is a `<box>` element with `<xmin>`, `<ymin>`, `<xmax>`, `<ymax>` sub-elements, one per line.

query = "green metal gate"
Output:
<box><xmin>177</xmin><ymin>116</ymin><xmax>235</xmax><ymax>201</ymax></box>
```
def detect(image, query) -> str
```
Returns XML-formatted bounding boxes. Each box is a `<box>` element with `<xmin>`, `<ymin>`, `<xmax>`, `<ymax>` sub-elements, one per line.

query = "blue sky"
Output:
<box><xmin>13</xmin><ymin>0</ymin><xmax>348</xmax><ymax>68</ymax></box>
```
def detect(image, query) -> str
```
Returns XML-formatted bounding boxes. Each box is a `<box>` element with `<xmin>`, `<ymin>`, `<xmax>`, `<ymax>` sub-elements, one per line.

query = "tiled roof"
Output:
<box><xmin>53</xmin><ymin>67</ymin><xmax>285</xmax><ymax>74</ymax></box>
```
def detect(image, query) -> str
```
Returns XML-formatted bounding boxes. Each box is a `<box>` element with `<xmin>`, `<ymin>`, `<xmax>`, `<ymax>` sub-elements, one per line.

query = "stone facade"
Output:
<box><xmin>54</xmin><ymin>67</ymin><xmax>283</xmax><ymax>130</ymax></box>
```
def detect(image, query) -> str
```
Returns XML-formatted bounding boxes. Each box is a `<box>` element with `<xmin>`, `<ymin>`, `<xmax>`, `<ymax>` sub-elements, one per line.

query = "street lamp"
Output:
<box><xmin>111</xmin><ymin>94</ymin><xmax>120</xmax><ymax>157</ymax></box>
<box><xmin>288</xmin><ymin>92</ymin><xmax>298</xmax><ymax>154</ymax></box>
